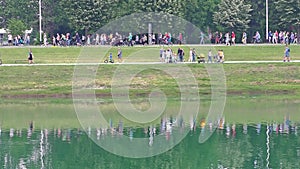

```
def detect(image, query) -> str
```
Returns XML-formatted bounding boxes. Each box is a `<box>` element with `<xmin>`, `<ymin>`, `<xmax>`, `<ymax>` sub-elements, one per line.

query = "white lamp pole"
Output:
<box><xmin>39</xmin><ymin>0</ymin><xmax>42</xmax><ymax>43</ymax></box>
<box><xmin>266</xmin><ymin>0</ymin><xmax>269</xmax><ymax>40</ymax></box>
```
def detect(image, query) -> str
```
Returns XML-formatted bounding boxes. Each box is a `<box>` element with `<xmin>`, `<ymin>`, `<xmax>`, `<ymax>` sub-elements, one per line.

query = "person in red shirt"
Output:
<box><xmin>231</xmin><ymin>31</ymin><xmax>236</xmax><ymax>45</ymax></box>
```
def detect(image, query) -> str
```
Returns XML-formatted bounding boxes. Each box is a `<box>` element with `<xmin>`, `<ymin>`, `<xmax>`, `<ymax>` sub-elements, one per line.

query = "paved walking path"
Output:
<box><xmin>1</xmin><ymin>60</ymin><xmax>299</xmax><ymax>67</ymax></box>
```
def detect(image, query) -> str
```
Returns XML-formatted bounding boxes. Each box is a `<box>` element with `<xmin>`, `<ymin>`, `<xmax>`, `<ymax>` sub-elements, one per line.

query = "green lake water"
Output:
<box><xmin>0</xmin><ymin>124</ymin><xmax>300</xmax><ymax>168</ymax></box>
<box><xmin>0</xmin><ymin>98</ymin><xmax>299</xmax><ymax>168</ymax></box>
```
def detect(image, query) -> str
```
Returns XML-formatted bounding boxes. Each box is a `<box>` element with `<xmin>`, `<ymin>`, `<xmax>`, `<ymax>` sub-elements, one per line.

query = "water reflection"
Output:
<box><xmin>1</xmin><ymin>116</ymin><xmax>300</xmax><ymax>168</ymax></box>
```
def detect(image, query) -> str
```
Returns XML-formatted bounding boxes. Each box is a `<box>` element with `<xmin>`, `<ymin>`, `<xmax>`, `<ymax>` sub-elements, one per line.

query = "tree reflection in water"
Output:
<box><xmin>0</xmin><ymin>116</ymin><xmax>300</xmax><ymax>168</ymax></box>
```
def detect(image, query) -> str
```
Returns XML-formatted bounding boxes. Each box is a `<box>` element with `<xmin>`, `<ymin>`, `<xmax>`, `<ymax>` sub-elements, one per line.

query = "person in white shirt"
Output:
<box><xmin>225</xmin><ymin>32</ymin><xmax>230</xmax><ymax>46</ymax></box>
<box><xmin>43</xmin><ymin>33</ymin><xmax>47</xmax><ymax>46</ymax></box>
<box><xmin>165</xmin><ymin>48</ymin><xmax>172</xmax><ymax>63</ymax></box>
<box><xmin>8</xmin><ymin>34</ymin><xmax>13</xmax><ymax>46</ymax></box>
<box><xmin>188</xmin><ymin>49</ymin><xmax>193</xmax><ymax>62</ymax></box>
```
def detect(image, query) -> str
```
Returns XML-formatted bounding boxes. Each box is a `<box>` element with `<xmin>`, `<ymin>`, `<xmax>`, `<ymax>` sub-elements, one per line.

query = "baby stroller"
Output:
<box><xmin>104</xmin><ymin>58</ymin><xmax>114</xmax><ymax>63</ymax></box>
<box><xmin>197</xmin><ymin>54</ymin><xmax>205</xmax><ymax>63</ymax></box>
<box><xmin>104</xmin><ymin>53</ymin><xmax>114</xmax><ymax>63</ymax></box>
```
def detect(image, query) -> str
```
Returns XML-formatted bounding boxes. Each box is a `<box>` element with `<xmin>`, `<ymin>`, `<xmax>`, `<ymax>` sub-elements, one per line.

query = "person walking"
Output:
<box><xmin>207</xmin><ymin>49</ymin><xmax>213</xmax><ymax>63</ymax></box>
<box><xmin>200</xmin><ymin>31</ymin><xmax>205</xmax><ymax>44</ymax></box>
<box><xmin>117</xmin><ymin>48</ymin><xmax>123</xmax><ymax>63</ymax></box>
<box><xmin>283</xmin><ymin>45</ymin><xmax>291</xmax><ymax>62</ymax></box>
<box><xmin>178</xmin><ymin>33</ymin><xmax>183</xmax><ymax>45</ymax></box>
<box><xmin>177</xmin><ymin>47</ymin><xmax>184</xmax><ymax>62</ymax></box>
<box><xmin>242</xmin><ymin>32</ymin><xmax>247</xmax><ymax>44</ymax></box>
<box><xmin>188</xmin><ymin>49</ymin><xmax>193</xmax><ymax>62</ymax></box>
<box><xmin>43</xmin><ymin>33</ymin><xmax>47</xmax><ymax>46</ymax></box>
<box><xmin>8</xmin><ymin>33</ymin><xmax>13</xmax><ymax>46</ymax></box>
<box><xmin>254</xmin><ymin>31</ymin><xmax>261</xmax><ymax>43</ymax></box>
<box><xmin>225</xmin><ymin>32</ymin><xmax>230</xmax><ymax>46</ymax></box>
<box><xmin>159</xmin><ymin>47</ymin><xmax>164</xmax><ymax>62</ymax></box>
<box><xmin>128</xmin><ymin>33</ymin><xmax>133</xmax><ymax>46</ymax></box>
<box><xmin>28</xmin><ymin>49</ymin><xmax>34</xmax><ymax>64</ymax></box>
<box><xmin>231</xmin><ymin>31</ymin><xmax>236</xmax><ymax>45</ymax></box>
<box><xmin>268</xmin><ymin>31</ymin><xmax>273</xmax><ymax>43</ymax></box>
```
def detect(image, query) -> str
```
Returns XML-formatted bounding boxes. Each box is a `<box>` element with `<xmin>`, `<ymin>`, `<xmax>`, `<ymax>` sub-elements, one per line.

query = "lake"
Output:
<box><xmin>0</xmin><ymin>98</ymin><xmax>299</xmax><ymax>168</ymax></box>
<box><xmin>1</xmin><ymin>123</ymin><xmax>300</xmax><ymax>168</ymax></box>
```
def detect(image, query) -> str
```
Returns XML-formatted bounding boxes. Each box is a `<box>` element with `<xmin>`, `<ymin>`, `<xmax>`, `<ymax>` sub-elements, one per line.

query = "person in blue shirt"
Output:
<box><xmin>268</xmin><ymin>31</ymin><xmax>273</xmax><ymax>43</ymax></box>
<box><xmin>128</xmin><ymin>33</ymin><xmax>133</xmax><ymax>46</ymax></box>
<box><xmin>283</xmin><ymin>45</ymin><xmax>291</xmax><ymax>62</ymax></box>
<box><xmin>109</xmin><ymin>53</ymin><xmax>113</xmax><ymax>62</ymax></box>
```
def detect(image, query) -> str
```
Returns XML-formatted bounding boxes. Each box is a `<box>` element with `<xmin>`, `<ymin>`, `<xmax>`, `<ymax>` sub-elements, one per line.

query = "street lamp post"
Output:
<box><xmin>39</xmin><ymin>0</ymin><xmax>42</xmax><ymax>43</ymax></box>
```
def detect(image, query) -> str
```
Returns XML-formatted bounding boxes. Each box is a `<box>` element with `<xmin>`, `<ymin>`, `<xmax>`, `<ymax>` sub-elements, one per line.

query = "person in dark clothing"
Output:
<box><xmin>177</xmin><ymin>48</ymin><xmax>184</xmax><ymax>62</ymax></box>
<box><xmin>28</xmin><ymin>49</ymin><xmax>34</xmax><ymax>64</ymax></box>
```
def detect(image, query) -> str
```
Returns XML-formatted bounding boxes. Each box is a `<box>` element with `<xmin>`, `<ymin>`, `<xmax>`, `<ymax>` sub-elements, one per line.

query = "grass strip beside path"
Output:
<box><xmin>0</xmin><ymin>45</ymin><xmax>299</xmax><ymax>64</ymax></box>
<box><xmin>0</xmin><ymin>63</ymin><xmax>299</xmax><ymax>100</ymax></box>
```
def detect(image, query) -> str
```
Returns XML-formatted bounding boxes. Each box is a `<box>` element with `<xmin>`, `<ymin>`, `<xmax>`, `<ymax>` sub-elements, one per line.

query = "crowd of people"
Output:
<box><xmin>209</xmin><ymin>31</ymin><xmax>238</xmax><ymax>45</ymax></box>
<box><xmin>209</xmin><ymin>31</ymin><xmax>261</xmax><ymax>45</ymax></box>
<box><xmin>158</xmin><ymin>47</ymin><xmax>225</xmax><ymax>64</ymax></box>
<box><xmin>6</xmin><ymin>33</ymin><xmax>31</xmax><ymax>46</ymax></box>
<box><xmin>2</xmin><ymin>29</ymin><xmax>299</xmax><ymax>47</ymax></box>
<box><xmin>208</xmin><ymin>30</ymin><xmax>298</xmax><ymax>45</ymax></box>
<box><xmin>20</xmin><ymin>31</ymin><xmax>293</xmax><ymax>64</ymax></box>
<box><xmin>267</xmin><ymin>30</ymin><xmax>298</xmax><ymax>44</ymax></box>
<box><xmin>1</xmin><ymin>29</ymin><xmax>295</xmax><ymax>64</ymax></box>
<box><xmin>42</xmin><ymin>32</ymin><xmax>178</xmax><ymax>47</ymax></box>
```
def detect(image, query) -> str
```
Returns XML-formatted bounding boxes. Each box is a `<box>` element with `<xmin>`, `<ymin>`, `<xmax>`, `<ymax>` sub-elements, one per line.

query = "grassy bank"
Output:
<box><xmin>0</xmin><ymin>45</ymin><xmax>299</xmax><ymax>64</ymax></box>
<box><xmin>0</xmin><ymin>63</ymin><xmax>299</xmax><ymax>99</ymax></box>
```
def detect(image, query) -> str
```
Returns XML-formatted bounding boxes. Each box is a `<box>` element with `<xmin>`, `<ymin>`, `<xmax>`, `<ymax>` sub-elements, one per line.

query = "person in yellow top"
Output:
<box><xmin>218</xmin><ymin>49</ymin><xmax>225</xmax><ymax>63</ymax></box>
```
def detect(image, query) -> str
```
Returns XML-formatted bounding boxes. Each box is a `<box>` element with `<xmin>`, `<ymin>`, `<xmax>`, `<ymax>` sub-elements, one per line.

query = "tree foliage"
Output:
<box><xmin>41</xmin><ymin>0</ymin><xmax>72</xmax><ymax>36</ymax></box>
<box><xmin>184</xmin><ymin>0</ymin><xmax>220</xmax><ymax>31</ymax></box>
<box><xmin>245</xmin><ymin>0</ymin><xmax>267</xmax><ymax>38</ymax></box>
<box><xmin>0</xmin><ymin>0</ymin><xmax>299</xmax><ymax>43</ymax></box>
<box><xmin>275</xmin><ymin>0</ymin><xmax>300</xmax><ymax>41</ymax></box>
<box><xmin>213</xmin><ymin>0</ymin><xmax>252</xmax><ymax>32</ymax></box>
<box><xmin>60</xmin><ymin>0</ymin><xmax>121</xmax><ymax>33</ymax></box>
<box><xmin>7</xmin><ymin>19</ymin><xmax>27</xmax><ymax>36</ymax></box>
<box><xmin>0</xmin><ymin>0</ymin><xmax>72</xmax><ymax>37</ymax></box>
<box><xmin>3</xmin><ymin>0</ymin><xmax>38</xmax><ymax>28</ymax></box>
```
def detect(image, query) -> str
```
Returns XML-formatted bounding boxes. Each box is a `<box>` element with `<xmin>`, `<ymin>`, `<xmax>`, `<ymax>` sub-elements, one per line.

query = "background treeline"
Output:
<box><xmin>0</xmin><ymin>0</ymin><xmax>299</xmax><ymax>42</ymax></box>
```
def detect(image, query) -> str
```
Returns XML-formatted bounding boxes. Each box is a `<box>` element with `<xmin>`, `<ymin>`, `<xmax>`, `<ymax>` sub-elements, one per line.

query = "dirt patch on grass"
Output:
<box><xmin>227</xmin><ymin>89</ymin><xmax>295</xmax><ymax>95</ymax></box>
<box><xmin>1</xmin><ymin>89</ymin><xmax>296</xmax><ymax>99</ymax></box>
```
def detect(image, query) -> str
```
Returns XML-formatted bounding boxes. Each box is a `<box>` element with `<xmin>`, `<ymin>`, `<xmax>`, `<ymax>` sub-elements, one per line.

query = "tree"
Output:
<box><xmin>60</xmin><ymin>0</ymin><xmax>190</xmax><ymax>34</ymax></box>
<box><xmin>7</xmin><ymin>19</ymin><xmax>27</xmax><ymax>36</ymax></box>
<box><xmin>213</xmin><ymin>0</ymin><xmax>252</xmax><ymax>32</ymax></box>
<box><xmin>184</xmin><ymin>0</ymin><xmax>220</xmax><ymax>31</ymax></box>
<box><xmin>3</xmin><ymin>0</ymin><xmax>38</xmax><ymax>28</ymax></box>
<box><xmin>245</xmin><ymin>0</ymin><xmax>267</xmax><ymax>40</ymax></box>
<box><xmin>0</xmin><ymin>0</ymin><xmax>6</xmax><ymax>27</ymax></box>
<box><xmin>274</xmin><ymin>0</ymin><xmax>300</xmax><ymax>43</ymax></box>
<box><xmin>183</xmin><ymin>0</ymin><xmax>220</xmax><ymax>43</ymax></box>
<box><xmin>128</xmin><ymin>0</ymin><xmax>186</xmax><ymax>33</ymax></box>
<box><xmin>60</xmin><ymin>0</ymin><xmax>121</xmax><ymax>33</ymax></box>
<box><xmin>37</xmin><ymin>0</ymin><xmax>73</xmax><ymax>37</ymax></box>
